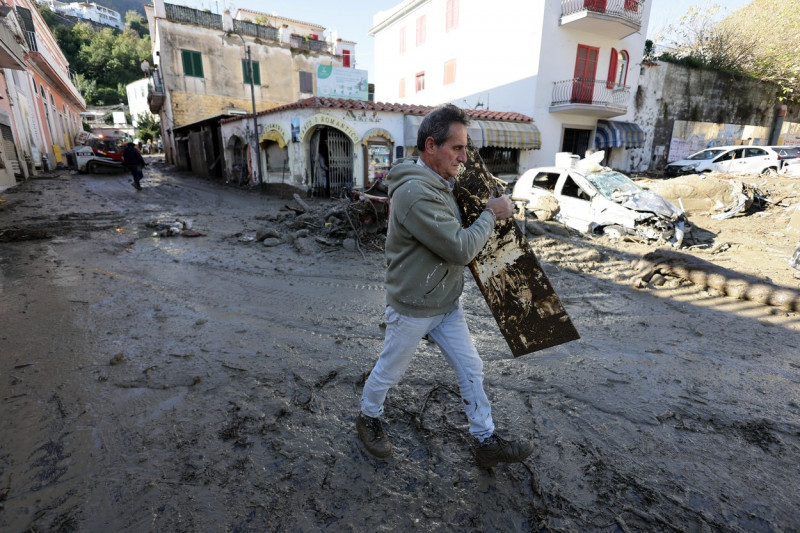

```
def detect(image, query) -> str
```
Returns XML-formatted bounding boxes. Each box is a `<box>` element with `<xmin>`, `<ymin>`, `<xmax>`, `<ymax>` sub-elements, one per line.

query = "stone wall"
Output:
<box><xmin>633</xmin><ymin>61</ymin><xmax>800</xmax><ymax>171</ymax></box>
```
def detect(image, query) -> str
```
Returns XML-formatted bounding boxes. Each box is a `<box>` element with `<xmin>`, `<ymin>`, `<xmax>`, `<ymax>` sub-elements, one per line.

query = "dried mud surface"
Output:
<box><xmin>1</xmin><ymin>161</ymin><xmax>799</xmax><ymax>532</ymax></box>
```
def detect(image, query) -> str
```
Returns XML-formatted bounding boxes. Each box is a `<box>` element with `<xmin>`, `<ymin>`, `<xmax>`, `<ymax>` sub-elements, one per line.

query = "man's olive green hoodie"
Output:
<box><xmin>384</xmin><ymin>159</ymin><xmax>495</xmax><ymax>318</ymax></box>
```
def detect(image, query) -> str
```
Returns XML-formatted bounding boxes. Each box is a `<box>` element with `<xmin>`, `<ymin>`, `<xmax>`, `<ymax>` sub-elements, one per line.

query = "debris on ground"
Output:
<box><xmin>147</xmin><ymin>218</ymin><xmax>204</xmax><ymax>237</ymax></box>
<box><xmin>632</xmin><ymin>248</ymin><xmax>800</xmax><ymax>311</ymax></box>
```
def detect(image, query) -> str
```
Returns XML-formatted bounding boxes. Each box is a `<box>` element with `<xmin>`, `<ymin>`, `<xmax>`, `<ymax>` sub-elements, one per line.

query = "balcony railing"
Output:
<box><xmin>233</xmin><ymin>19</ymin><xmax>279</xmax><ymax>41</ymax></box>
<box><xmin>164</xmin><ymin>3</ymin><xmax>222</xmax><ymax>29</ymax></box>
<box><xmin>147</xmin><ymin>82</ymin><xmax>165</xmax><ymax>113</ymax></box>
<box><xmin>561</xmin><ymin>0</ymin><xmax>644</xmax><ymax>25</ymax></box>
<box><xmin>290</xmin><ymin>34</ymin><xmax>330</xmax><ymax>53</ymax></box>
<box><xmin>551</xmin><ymin>78</ymin><xmax>630</xmax><ymax>109</ymax></box>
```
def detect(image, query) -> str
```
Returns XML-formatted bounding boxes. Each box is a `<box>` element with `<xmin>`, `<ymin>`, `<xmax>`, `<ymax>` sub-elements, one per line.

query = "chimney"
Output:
<box><xmin>222</xmin><ymin>9</ymin><xmax>233</xmax><ymax>32</ymax></box>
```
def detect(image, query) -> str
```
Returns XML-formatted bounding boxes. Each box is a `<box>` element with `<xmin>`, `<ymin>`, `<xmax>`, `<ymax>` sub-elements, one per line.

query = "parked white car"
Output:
<box><xmin>513</xmin><ymin>153</ymin><xmax>686</xmax><ymax>244</ymax></box>
<box><xmin>664</xmin><ymin>146</ymin><xmax>779</xmax><ymax>177</ymax></box>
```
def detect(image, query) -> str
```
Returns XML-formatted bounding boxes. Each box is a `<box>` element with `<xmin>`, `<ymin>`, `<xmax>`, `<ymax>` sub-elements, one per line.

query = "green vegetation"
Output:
<box><xmin>41</xmin><ymin>6</ymin><xmax>152</xmax><ymax>106</ymax></box>
<box><xmin>654</xmin><ymin>0</ymin><xmax>800</xmax><ymax>101</ymax></box>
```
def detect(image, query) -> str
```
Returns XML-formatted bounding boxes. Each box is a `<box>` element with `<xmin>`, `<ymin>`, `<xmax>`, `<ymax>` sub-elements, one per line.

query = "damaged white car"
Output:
<box><xmin>512</xmin><ymin>153</ymin><xmax>687</xmax><ymax>245</ymax></box>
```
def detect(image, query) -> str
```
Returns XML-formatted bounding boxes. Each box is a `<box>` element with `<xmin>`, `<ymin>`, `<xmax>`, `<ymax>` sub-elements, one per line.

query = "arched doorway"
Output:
<box><xmin>309</xmin><ymin>126</ymin><xmax>353</xmax><ymax>198</ymax></box>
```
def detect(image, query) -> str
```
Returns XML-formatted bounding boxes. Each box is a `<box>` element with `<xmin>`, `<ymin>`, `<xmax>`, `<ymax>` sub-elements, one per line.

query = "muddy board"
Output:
<box><xmin>454</xmin><ymin>141</ymin><xmax>580</xmax><ymax>356</ymax></box>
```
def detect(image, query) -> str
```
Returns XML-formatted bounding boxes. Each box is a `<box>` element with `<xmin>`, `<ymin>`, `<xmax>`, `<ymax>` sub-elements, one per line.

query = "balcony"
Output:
<box><xmin>0</xmin><ymin>18</ymin><xmax>25</xmax><ymax>70</ymax></box>
<box><xmin>147</xmin><ymin>82</ymin><xmax>165</xmax><ymax>114</ymax></box>
<box><xmin>290</xmin><ymin>34</ymin><xmax>330</xmax><ymax>54</ymax></box>
<box><xmin>23</xmin><ymin>30</ymin><xmax>85</xmax><ymax>107</ymax></box>
<box><xmin>550</xmin><ymin>78</ymin><xmax>630</xmax><ymax>117</ymax></box>
<box><xmin>560</xmin><ymin>0</ymin><xmax>644</xmax><ymax>39</ymax></box>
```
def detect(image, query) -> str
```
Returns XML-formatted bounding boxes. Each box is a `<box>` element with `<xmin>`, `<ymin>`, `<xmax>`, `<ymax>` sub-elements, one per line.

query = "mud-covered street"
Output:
<box><xmin>1</xmin><ymin>161</ymin><xmax>799</xmax><ymax>532</ymax></box>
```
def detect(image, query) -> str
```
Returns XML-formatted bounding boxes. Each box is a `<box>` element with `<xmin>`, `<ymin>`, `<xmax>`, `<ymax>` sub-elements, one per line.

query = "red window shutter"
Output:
<box><xmin>342</xmin><ymin>50</ymin><xmax>351</xmax><ymax>68</ymax></box>
<box><xmin>606</xmin><ymin>48</ymin><xmax>618</xmax><ymax>89</ymax></box>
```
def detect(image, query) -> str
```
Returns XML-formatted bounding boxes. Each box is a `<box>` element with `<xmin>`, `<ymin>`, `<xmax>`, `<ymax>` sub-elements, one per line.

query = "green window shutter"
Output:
<box><xmin>192</xmin><ymin>52</ymin><xmax>204</xmax><ymax>78</ymax></box>
<box><xmin>182</xmin><ymin>50</ymin><xmax>204</xmax><ymax>78</ymax></box>
<box><xmin>242</xmin><ymin>60</ymin><xmax>261</xmax><ymax>85</ymax></box>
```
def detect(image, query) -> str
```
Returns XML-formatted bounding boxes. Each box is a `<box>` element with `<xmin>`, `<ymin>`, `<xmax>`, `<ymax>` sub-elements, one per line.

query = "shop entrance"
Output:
<box><xmin>310</xmin><ymin>127</ymin><xmax>353</xmax><ymax>197</ymax></box>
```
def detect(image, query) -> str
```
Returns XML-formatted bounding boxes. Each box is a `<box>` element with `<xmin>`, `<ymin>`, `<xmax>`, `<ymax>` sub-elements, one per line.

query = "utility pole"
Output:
<box><xmin>245</xmin><ymin>45</ymin><xmax>263</xmax><ymax>188</ymax></box>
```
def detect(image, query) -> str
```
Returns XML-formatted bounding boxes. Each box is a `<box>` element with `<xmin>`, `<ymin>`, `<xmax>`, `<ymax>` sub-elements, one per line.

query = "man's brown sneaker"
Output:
<box><xmin>475</xmin><ymin>434</ymin><xmax>533</xmax><ymax>468</ymax></box>
<box><xmin>356</xmin><ymin>413</ymin><xmax>392</xmax><ymax>459</ymax></box>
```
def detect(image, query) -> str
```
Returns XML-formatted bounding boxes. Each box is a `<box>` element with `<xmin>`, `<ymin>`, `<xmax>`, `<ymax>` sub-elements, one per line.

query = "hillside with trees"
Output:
<box><xmin>39</xmin><ymin>5</ymin><xmax>152</xmax><ymax>106</ymax></box>
<box><xmin>655</xmin><ymin>0</ymin><xmax>800</xmax><ymax>102</ymax></box>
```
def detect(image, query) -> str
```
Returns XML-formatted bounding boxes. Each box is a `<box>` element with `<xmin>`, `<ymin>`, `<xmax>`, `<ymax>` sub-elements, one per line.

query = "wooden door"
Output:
<box><xmin>571</xmin><ymin>45</ymin><xmax>599</xmax><ymax>104</ymax></box>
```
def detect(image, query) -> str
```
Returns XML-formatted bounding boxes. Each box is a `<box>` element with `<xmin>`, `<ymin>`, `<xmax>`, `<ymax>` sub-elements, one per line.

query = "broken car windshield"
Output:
<box><xmin>584</xmin><ymin>171</ymin><xmax>640</xmax><ymax>199</ymax></box>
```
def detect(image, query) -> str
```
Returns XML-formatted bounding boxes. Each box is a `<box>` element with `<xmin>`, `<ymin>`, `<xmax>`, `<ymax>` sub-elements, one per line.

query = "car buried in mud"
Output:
<box><xmin>512</xmin><ymin>153</ymin><xmax>687</xmax><ymax>245</ymax></box>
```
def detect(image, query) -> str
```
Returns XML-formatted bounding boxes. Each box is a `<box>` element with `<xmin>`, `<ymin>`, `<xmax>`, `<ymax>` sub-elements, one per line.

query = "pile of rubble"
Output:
<box><xmin>240</xmin><ymin>192</ymin><xmax>390</xmax><ymax>257</ymax></box>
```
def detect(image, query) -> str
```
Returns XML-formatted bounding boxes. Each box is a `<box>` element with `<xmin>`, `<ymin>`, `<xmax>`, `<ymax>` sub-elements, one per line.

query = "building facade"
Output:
<box><xmin>144</xmin><ymin>0</ymin><xmax>360</xmax><ymax>175</ymax></box>
<box><xmin>370</xmin><ymin>0</ymin><xmax>652</xmax><ymax>173</ymax></box>
<box><xmin>39</xmin><ymin>0</ymin><xmax>123</xmax><ymax>30</ymax></box>
<box><xmin>0</xmin><ymin>0</ymin><xmax>85</xmax><ymax>188</ymax></box>
<box><xmin>218</xmin><ymin>96</ymin><xmax>540</xmax><ymax>197</ymax></box>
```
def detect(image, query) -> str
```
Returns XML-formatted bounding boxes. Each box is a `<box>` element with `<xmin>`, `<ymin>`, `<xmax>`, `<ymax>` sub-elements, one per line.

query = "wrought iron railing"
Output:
<box><xmin>560</xmin><ymin>0</ymin><xmax>644</xmax><ymax>25</ymax></box>
<box><xmin>164</xmin><ymin>3</ymin><xmax>222</xmax><ymax>29</ymax></box>
<box><xmin>233</xmin><ymin>19</ymin><xmax>279</xmax><ymax>41</ymax></box>
<box><xmin>551</xmin><ymin>78</ymin><xmax>630</xmax><ymax>108</ymax></box>
<box><xmin>290</xmin><ymin>34</ymin><xmax>330</xmax><ymax>53</ymax></box>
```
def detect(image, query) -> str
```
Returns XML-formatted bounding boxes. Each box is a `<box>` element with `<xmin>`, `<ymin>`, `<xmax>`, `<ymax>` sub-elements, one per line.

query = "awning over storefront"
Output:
<box><xmin>479</xmin><ymin>120</ymin><xmax>541</xmax><ymax>150</ymax></box>
<box><xmin>404</xmin><ymin>115</ymin><xmax>484</xmax><ymax>148</ymax></box>
<box><xmin>403</xmin><ymin>115</ymin><xmax>540</xmax><ymax>150</ymax></box>
<box><xmin>595</xmin><ymin>120</ymin><xmax>644</xmax><ymax>149</ymax></box>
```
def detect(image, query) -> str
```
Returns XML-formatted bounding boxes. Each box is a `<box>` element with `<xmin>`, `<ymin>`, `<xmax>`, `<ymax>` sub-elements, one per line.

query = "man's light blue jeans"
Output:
<box><xmin>361</xmin><ymin>303</ymin><xmax>495</xmax><ymax>440</ymax></box>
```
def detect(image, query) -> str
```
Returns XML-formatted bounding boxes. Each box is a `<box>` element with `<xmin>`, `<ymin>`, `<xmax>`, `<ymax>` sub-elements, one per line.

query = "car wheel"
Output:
<box><xmin>761</xmin><ymin>167</ymin><xmax>777</xmax><ymax>177</ymax></box>
<box><xmin>602</xmin><ymin>225</ymin><xmax>625</xmax><ymax>239</ymax></box>
<box><xmin>86</xmin><ymin>161</ymin><xmax>96</xmax><ymax>173</ymax></box>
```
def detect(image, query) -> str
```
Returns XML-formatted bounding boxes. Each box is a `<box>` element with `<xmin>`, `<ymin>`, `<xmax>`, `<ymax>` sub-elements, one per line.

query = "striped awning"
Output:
<box><xmin>478</xmin><ymin>120</ymin><xmax>541</xmax><ymax>150</ymax></box>
<box><xmin>403</xmin><ymin>115</ymin><xmax>540</xmax><ymax>150</ymax></box>
<box><xmin>404</xmin><ymin>115</ymin><xmax>484</xmax><ymax>148</ymax></box>
<box><xmin>595</xmin><ymin>120</ymin><xmax>644</xmax><ymax>149</ymax></box>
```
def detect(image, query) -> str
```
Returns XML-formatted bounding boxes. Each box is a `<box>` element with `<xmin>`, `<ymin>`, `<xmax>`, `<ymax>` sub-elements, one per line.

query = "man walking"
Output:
<box><xmin>122</xmin><ymin>142</ymin><xmax>146</xmax><ymax>190</ymax></box>
<box><xmin>357</xmin><ymin>104</ymin><xmax>533</xmax><ymax>468</ymax></box>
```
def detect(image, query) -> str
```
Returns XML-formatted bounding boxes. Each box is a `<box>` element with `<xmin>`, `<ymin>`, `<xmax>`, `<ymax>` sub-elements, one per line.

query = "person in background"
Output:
<box><xmin>122</xmin><ymin>142</ymin><xmax>146</xmax><ymax>191</ymax></box>
<box><xmin>356</xmin><ymin>103</ymin><xmax>534</xmax><ymax>469</ymax></box>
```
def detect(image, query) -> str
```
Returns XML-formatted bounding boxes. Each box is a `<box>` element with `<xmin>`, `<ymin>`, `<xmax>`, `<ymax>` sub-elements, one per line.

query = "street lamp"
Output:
<box><xmin>224</xmin><ymin>31</ymin><xmax>263</xmax><ymax>187</ymax></box>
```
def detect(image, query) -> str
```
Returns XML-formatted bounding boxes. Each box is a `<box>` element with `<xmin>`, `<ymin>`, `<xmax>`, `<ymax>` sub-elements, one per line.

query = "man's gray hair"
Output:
<box><xmin>416</xmin><ymin>103</ymin><xmax>469</xmax><ymax>151</ymax></box>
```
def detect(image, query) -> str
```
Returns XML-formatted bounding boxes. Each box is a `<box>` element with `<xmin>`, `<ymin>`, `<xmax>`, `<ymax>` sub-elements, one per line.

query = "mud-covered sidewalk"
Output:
<box><xmin>1</xmin><ymin>162</ymin><xmax>799</xmax><ymax>532</ymax></box>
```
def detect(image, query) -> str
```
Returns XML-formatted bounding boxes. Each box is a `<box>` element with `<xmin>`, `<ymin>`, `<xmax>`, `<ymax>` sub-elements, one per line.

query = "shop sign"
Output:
<box><xmin>298</xmin><ymin>113</ymin><xmax>361</xmax><ymax>144</ymax></box>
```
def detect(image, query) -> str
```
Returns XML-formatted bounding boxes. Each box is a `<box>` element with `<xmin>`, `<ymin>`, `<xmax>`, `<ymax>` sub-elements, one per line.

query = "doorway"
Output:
<box><xmin>310</xmin><ymin>127</ymin><xmax>353</xmax><ymax>197</ymax></box>
<box><xmin>562</xmin><ymin>128</ymin><xmax>592</xmax><ymax>159</ymax></box>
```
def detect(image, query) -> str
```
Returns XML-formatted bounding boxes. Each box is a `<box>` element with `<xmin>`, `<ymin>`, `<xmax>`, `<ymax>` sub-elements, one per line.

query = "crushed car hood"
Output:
<box><xmin>614</xmin><ymin>190</ymin><xmax>682</xmax><ymax>219</ymax></box>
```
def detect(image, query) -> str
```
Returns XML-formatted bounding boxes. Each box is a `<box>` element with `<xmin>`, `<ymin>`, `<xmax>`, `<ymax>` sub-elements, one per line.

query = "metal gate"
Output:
<box><xmin>326</xmin><ymin>129</ymin><xmax>352</xmax><ymax>197</ymax></box>
<box><xmin>310</xmin><ymin>127</ymin><xmax>353</xmax><ymax>197</ymax></box>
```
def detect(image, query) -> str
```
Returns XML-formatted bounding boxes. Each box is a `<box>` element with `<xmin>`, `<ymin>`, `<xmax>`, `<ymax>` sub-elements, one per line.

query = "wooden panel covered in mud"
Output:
<box><xmin>454</xmin><ymin>141</ymin><xmax>580</xmax><ymax>356</ymax></box>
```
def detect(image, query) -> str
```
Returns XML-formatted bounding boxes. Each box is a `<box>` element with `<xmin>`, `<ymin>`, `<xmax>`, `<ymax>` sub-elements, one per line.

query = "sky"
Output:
<box><xmin>178</xmin><ymin>0</ymin><xmax>753</xmax><ymax>82</ymax></box>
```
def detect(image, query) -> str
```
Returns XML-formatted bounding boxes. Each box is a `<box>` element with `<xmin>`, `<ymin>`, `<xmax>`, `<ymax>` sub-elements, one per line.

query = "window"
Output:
<box><xmin>181</xmin><ymin>49</ymin><xmax>204</xmax><ymax>78</ymax></box>
<box><xmin>399</xmin><ymin>27</ymin><xmax>406</xmax><ymax>54</ymax></box>
<box><xmin>416</xmin><ymin>15</ymin><xmax>426</xmax><ymax>46</ymax></box>
<box><xmin>342</xmin><ymin>49</ymin><xmax>351</xmax><ymax>68</ymax></box>
<box><xmin>399</xmin><ymin>78</ymin><xmax>406</xmax><ymax>98</ymax></box>
<box><xmin>242</xmin><ymin>59</ymin><xmax>261</xmax><ymax>85</ymax></box>
<box><xmin>606</xmin><ymin>49</ymin><xmax>629</xmax><ymax>88</ymax></box>
<box><xmin>415</xmin><ymin>72</ymin><xmax>425</xmax><ymax>92</ymax></box>
<box><xmin>446</xmin><ymin>0</ymin><xmax>459</xmax><ymax>31</ymax></box>
<box><xmin>444</xmin><ymin>59</ymin><xmax>456</xmax><ymax>85</ymax></box>
<box><xmin>299</xmin><ymin>71</ymin><xmax>313</xmax><ymax>93</ymax></box>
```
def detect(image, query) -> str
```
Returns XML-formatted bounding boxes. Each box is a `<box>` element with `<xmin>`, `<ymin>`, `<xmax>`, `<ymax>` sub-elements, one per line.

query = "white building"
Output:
<box><xmin>370</xmin><ymin>0</ymin><xmax>653</xmax><ymax>173</ymax></box>
<box><xmin>39</xmin><ymin>0</ymin><xmax>123</xmax><ymax>30</ymax></box>
<box><xmin>125</xmin><ymin>77</ymin><xmax>158</xmax><ymax>128</ymax></box>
